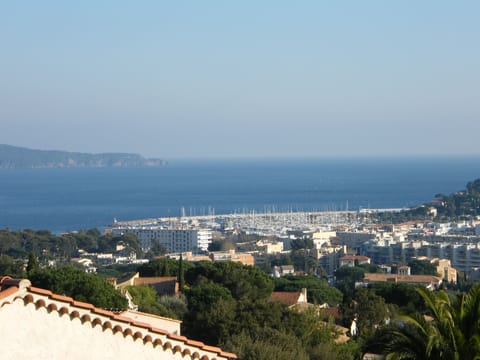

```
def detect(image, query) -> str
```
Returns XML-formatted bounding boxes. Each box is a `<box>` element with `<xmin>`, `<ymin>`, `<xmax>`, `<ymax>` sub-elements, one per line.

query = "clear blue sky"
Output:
<box><xmin>1</xmin><ymin>1</ymin><xmax>479</xmax><ymax>159</ymax></box>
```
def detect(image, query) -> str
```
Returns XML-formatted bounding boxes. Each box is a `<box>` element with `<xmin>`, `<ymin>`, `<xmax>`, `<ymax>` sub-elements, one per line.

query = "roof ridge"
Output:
<box><xmin>4</xmin><ymin>283</ymin><xmax>236</xmax><ymax>359</ymax></box>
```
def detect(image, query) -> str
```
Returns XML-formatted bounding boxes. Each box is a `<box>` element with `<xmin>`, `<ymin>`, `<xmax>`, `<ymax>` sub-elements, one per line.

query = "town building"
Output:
<box><xmin>270</xmin><ymin>288</ymin><xmax>309</xmax><ymax>310</ymax></box>
<box><xmin>272</xmin><ymin>265</ymin><xmax>295</xmax><ymax>277</ymax></box>
<box><xmin>111</xmin><ymin>226</ymin><xmax>212</xmax><ymax>254</ymax></box>
<box><xmin>339</xmin><ymin>255</ymin><xmax>371</xmax><ymax>268</ymax></box>
<box><xmin>111</xmin><ymin>273</ymin><xmax>179</xmax><ymax>297</ymax></box>
<box><xmin>209</xmin><ymin>249</ymin><xmax>255</xmax><ymax>266</ymax></box>
<box><xmin>362</xmin><ymin>273</ymin><xmax>442</xmax><ymax>289</ymax></box>
<box><xmin>256</xmin><ymin>240</ymin><xmax>284</xmax><ymax>254</ymax></box>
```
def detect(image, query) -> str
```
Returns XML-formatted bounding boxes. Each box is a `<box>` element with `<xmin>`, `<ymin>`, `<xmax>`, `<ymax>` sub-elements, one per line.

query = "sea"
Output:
<box><xmin>1</xmin><ymin>156</ymin><xmax>479</xmax><ymax>233</ymax></box>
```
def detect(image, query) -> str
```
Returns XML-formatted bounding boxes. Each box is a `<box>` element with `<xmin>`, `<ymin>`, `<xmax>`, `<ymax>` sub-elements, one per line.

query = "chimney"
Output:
<box><xmin>301</xmin><ymin>288</ymin><xmax>307</xmax><ymax>303</ymax></box>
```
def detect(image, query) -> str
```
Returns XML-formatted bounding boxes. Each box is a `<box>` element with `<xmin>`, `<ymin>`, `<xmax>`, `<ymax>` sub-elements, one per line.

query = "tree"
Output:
<box><xmin>150</xmin><ymin>240</ymin><xmax>167</xmax><ymax>256</ymax></box>
<box><xmin>185</xmin><ymin>261</ymin><xmax>273</xmax><ymax>301</ymax></box>
<box><xmin>335</xmin><ymin>266</ymin><xmax>366</xmax><ymax>299</ymax></box>
<box><xmin>370</xmin><ymin>282</ymin><xmax>425</xmax><ymax>314</ymax></box>
<box><xmin>408</xmin><ymin>259</ymin><xmax>439</xmax><ymax>276</ymax></box>
<box><xmin>208</xmin><ymin>239</ymin><xmax>234</xmax><ymax>252</ymax></box>
<box><xmin>28</xmin><ymin>266</ymin><xmax>127</xmax><ymax>309</ymax></box>
<box><xmin>364</xmin><ymin>284</ymin><xmax>480</xmax><ymax>359</ymax></box>
<box><xmin>0</xmin><ymin>254</ymin><xmax>24</xmax><ymax>277</ymax></box>
<box><xmin>26</xmin><ymin>252</ymin><xmax>39</xmax><ymax>273</ymax></box>
<box><xmin>224</xmin><ymin>328</ymin><xmax>310</xmax><ymax>360</ymax></box>
<box><xmin>138</xmin><ymin>258</ymin><xmax>193</xmax><ymax>277</ymax></box>
<box><xmin>178</xmin><ymin>254</ymin><xmax>185</xmax><ymax>293</ymax></box>
<box><xmin>183</xmin><ymin>281</ymin><xmax>236</xmax><ymax>344</ymax></box>
<box><xmin>273</xmin><ymin>275</ymin><xmax>343</xmax><ymax>305</ymax></box>
<box><xmin>342</xmin><ymin>287</ymin><xmax>389</xmax><ymax>336</ymax></box>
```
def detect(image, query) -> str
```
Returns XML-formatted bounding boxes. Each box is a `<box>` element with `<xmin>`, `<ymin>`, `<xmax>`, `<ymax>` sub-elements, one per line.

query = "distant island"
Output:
<box><xmin>0</xmin><ymin>144</ymin><xmax>167</xmax><ymax>169</ymax></box>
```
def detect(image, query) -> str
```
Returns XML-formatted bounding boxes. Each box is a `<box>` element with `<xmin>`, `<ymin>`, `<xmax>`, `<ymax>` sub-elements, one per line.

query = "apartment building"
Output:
<box><xmin>111</xmin><ymin>226</ymin><xmax>212</xmax><ymax>253</ymax></box>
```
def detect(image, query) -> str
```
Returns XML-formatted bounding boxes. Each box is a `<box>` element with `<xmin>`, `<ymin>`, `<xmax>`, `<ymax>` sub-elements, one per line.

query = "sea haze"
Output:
<box><xmin>0</xmin><ymin>156</ymin><xmax>479</xmax><ymax>233</ymax></box>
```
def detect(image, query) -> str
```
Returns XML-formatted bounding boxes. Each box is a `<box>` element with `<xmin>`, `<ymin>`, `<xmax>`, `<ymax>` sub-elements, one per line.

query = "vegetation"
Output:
<box><xmin>369</xmin><ymin>282</ymin><xmax>425</xmax><ymax>314</ymax></box>
<box><xmin>364</xmin><ymin>284</ymin><xmax>480</xmax><ymax>359</ymax></box>
<box><xmin>28</xmin><ymin>266</ymin><xmax>127</xmax><ymax>309</ymax></box>
<box><xmin>434</xmin><ymin>179</ymin><xmax>480</xmax><ymax>219</ymax></box>
<box><xmin>273</xmin><ymin>274</ymin><xmax>343</xmax><ymax>305</ymax></box>
<box><xmin>181</xmin><ymin>261</ymin><xmax>357</xmax><ymax>359</ymax></box>
<box><xmin>0</xmin><ymin>228</ymin><xmax>142</xmax><ymax>262</ymax></box>
<box><xmin>0</xmin><ymin>254</ymin><xmax>25</xmax><ymax>277</ymax></box>
<box><xmin>372</xmin><ymin>178</ymin><xmax>480</xmax><ymax>223</ymax></box>
<box><xmin>137</xmin><ymin>257</ymin><xmax>194</xmax><ymax>277</ymax></box>
<box><xmin>334</xmin><ymin>265</ymin><xmax>375</xmax><ymax>299</ymax></box>
<box><xmin>125</xmin><ymin>284</ymin><xmax>187</xmax><ymax>319</ymax></box>
<box><xmin>408</xmin><ymin>259</ymin><xmax>439</xmax><ymax>276</ymax></box>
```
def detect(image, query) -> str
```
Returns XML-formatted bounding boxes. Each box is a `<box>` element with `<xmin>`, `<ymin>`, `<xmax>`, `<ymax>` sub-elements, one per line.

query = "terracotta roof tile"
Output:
<box><xmin>29</xmin><ymin>287</ymin><xmax>53</xmax><ymax>296</ymax></box>
<box><xmin>339</xmin><ymin>255</ymin><xmax>370</xmax><ymax>261</ymax></box>
<box><xmin>133</xmin><ymin>276</ymin><xmax>177</xmax><ymax>285</ymax></box>
<box><xmin>186</xmin><ymin>339</ymin><xmax>205</xmax><ymax>347</ymax></box>
<box><xmin>112</xmin><ymin>314</ymin><xmax>132</xmax><ymax>324</ymax></box>
<box><xmin>0</xmin><ymin>278</ymin><xmax>236</xmax><ymax>360</ymax></box>
<box><xmin>72</xmin><ymin>300</ymin><xmax>95</xmax><ymax>310</ymax></box>
<box><xmin>202</xmin><ymin>345</ymin><xmax>222</xmax><ymax>353</ymax></box>
<box><xmin>0</xmin><ymin>276</ymin><xmax>13</xmax><ymax>284</ymax></box>
<box><xmin>167</xmin><ymin>333</ymin><xmax>188</xmax><ymax>342</ymax></box>
<box><xmin>92</xmin><ymin>307</ymin><xmax>115</xmax><ymax>317</ymax></box>
<box><xmin>149</xmin><ymin>327</ymin><xmax>169</xmax><ymax>335</ymax></box>
<box><xmin>0</xmin><ymin>286</ymin><xmax>19</xmax><ymax>300</ymax></box>
<box><xmin>270</xmin><ymin>291</ymin><xmax>301</xmax><ymax>306</ymax></box>
<box><xmin>131</xmin><ymin>320</ymin><xmax>152</xmax><ymax>329</ymax></box>
<box><xmin>50</xmin><ymin>293</ymin><xmax>74</xmax><ymax>303</ymax></box>
<box><xmin>220</xmin><ymin>351</ymin><xmax>238</xmax><ymax>359</ymax></box>
<box><xmin>364</xmin><ymin>273</ymin><xmax>442</xmax><ymax>284</ymax></box>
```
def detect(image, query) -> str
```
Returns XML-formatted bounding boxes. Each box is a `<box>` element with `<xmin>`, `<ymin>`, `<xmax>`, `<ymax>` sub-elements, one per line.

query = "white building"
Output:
<box><xmin>111</xmin><ymin>226</ymin><xmax>212</xmax><ymax>253</ymax></box>
<box><xmin>312</xmin><ymin>231</ymin><xmax>336</xmax><ymax>249</ymax></box>
<box><xmin>0</xmin><ymin>276</ymin><xmax>236</xmax><ymax>360</ymax></box>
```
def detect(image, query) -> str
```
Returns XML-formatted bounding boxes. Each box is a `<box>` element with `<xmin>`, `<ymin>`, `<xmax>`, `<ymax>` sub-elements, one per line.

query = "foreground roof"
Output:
<box><xmin>0</xmin><ymin>276</ymin><xmax>236</xmax><ymax>360</ymax></box>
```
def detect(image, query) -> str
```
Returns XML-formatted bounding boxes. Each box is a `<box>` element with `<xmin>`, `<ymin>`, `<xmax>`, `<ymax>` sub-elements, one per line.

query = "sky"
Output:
<box><xmin>1</xmin><ymin>1</ymin><xmax>479</xmax><ymax>159</ymax></box>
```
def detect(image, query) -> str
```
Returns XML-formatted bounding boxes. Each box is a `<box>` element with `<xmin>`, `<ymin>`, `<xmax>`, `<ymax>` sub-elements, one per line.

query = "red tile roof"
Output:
<box><xmin>364</xmin><ymin>273</ymin><xmax>442</xmax><ymax>285</ymax></box>
<box><xmin>339</xmin><ymin>255</ymin><xmax>370</xmax><ymax>261</ymax></box>
<box><xmin>269</xmin><ymin>291</ymin><xmax>301</xmax><ymax>306</ymax></box>
<box><xmin>0</xmin><ymin>276</ymin><xmax>237</xmax><ymax>359</ymax></box>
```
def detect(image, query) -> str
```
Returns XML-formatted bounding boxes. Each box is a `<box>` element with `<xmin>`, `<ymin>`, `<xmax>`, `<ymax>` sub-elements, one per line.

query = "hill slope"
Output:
<box><xmin>0</xmin><ymin>144</ymin><xmax>167</xmax><ymax>168</ymax></box>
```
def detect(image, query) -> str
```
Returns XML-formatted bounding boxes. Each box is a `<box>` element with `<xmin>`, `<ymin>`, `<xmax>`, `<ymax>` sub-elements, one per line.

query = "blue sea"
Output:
<box><xmin>1</xmin><ymin>156</ymin><xmax>480</xmax><ymax>233</ymax></box>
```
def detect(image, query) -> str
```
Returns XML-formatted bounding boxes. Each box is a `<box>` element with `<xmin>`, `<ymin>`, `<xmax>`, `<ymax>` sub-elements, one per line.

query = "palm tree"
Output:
<box><xmin>363</xmin><ymin>284</ymin><xmax>480</xmax><ymax>360</ymax></box>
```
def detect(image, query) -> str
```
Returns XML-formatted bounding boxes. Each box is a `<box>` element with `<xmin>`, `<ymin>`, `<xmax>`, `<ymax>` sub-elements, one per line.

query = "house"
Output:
<box><xmin>415</xmin><ymin>257</ymin><xmax>457</xmax><ymax>284</ymax></box>
<box><xmin>119</xmin><ymin>309</ymin><xmax>182</xmax><ymax>335</ymax></box>
<box><xmin>0</xmin><ymin>276</ymin><xmax>236</xmax><ymax>360</ymax></box>
<box><xmin>272</xmin><ymin>265</ymin><xmax>295</xmax><ymax>277</ymax></box>
<box><xmin>269</xmin><ymin>287</ymin><xmax>309</xmax><ymax>310</ymax></box>
<box><xmin>111</xmin><ymin>272</ymin><xmax>179</xmax><ymax>297</ymax></box>
<box><xmin>397</xmin><ymin>265</ymin><xmax>411</xmax><ymax>276</ymax></box>
<box><xmin>339</xmin><ymin>255</ymin><xmax>371</xmax><ymax>268</ymax></box>
<box><xmin>256</xmin><ymin>240</ymin><xmax>284</xmax><ymax>254</ymax></box>
<box><xmin>209</xmin><ymin>249</ymin><xmax>255</xmax><ymax>266</ymax></box>
<box><xmin>362</xmin><ymin>273</ymin><xmax>442</xmax><ymax>289</ymax></box>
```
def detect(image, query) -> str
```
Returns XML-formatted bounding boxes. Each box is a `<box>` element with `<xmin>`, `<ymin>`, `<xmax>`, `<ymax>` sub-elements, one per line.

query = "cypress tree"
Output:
<box><xmin>179</xmin><ymin>254</ymin><xmax>185</xmax><ymax>293</ymax></box>
<box><xmin>26</xmin><ymin>252</ymin><xmax>39</xmax><ymax>273</ymax></box>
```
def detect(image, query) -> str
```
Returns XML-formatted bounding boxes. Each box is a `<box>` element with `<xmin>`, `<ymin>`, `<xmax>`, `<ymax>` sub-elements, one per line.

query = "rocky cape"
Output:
<box><xmin>0</xmin><ymin>144</ymin><xmax>167</xmax><ymax>169</ymax></box>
